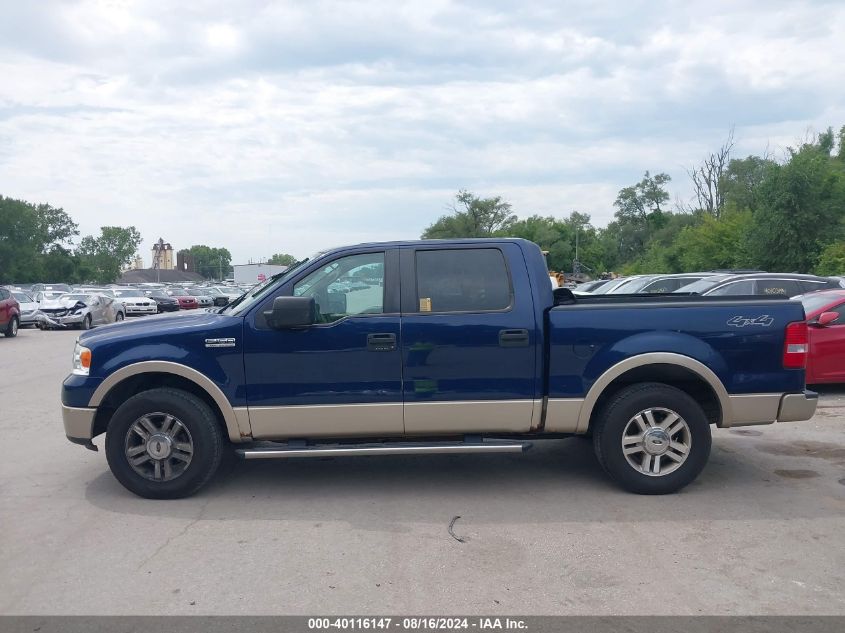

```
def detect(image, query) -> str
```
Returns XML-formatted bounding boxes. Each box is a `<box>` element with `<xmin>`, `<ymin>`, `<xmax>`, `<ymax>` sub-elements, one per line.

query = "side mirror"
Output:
<box><xmin>816</xmin><ymin>311</ymin><xmax>840</xmax><ymax>327</ymax></box>
<box><xmin>264</xmin><ymin>296</ymin><xmax>316</xmax><ymax>329</ymax></box>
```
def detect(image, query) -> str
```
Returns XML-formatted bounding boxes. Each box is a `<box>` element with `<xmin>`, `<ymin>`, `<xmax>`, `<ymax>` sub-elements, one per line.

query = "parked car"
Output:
<box><xmin>12</xmin><ymin>291</ymin><xmax>39</xmax><ymax>327</ymax></box>
<box><xmin>795</xmin><ymin>290</ymin><xmax>845</xmax><ymax>384</ymax></box>
<box><xmin>675</xmin><ymin>273</ymin><xmax>841</xmax><ymax>297</ymax></box>
<box><xmin>31</xmin><ymin>283</ymin><xmax>72</xmax><ymax>294</ymax></box>
<box><xmin>163</xmin><ymin>287</ymin><xmax>200</xmax><ymax>310</ymax></box>
<box><xmin>574</xmin><ymin>279</ymin><xmax>612</xmax><ymax>293</ymax></box>
<box><xmin>61</xmin><ymin>238</ymin><xmax>817</xmax><ymax>499</ymax></box>
<box><xmin>185</xmin><ymin>288</ymin><xmax>215</xmax><ymax>308</ymax></box>
<box><xmin>146</xmin><ymin>293</ymin><xmax>180</xmax><ymax>313</ymax></box>
<box><xmin>589</xmin><ymin>275</ymin><xmax>647</xmax><ymax>294</ymax></box>
<box><xmin>39</xmin><ymin>293</ymin><xmax>125</xmax><ymax>330</ymax></box>
<box><xmin>0</xmin><ymin>287</ymin><xmax>20</xmax><ymax>337</ymax></box>
<box><xmin>33</xmin><ymin>290</ymin><xmax>66</xmax><ymax>304</ymax></box>
<box><xmin>204</xmin><ymin>286</ymin><xmax>241</xmax><ymax>306</ymax></box>
<box><xmin>110</xmin><ymin>289</ymin><xmax>158</xmax><ymax>316</ymax></box>
<box><xmin>606</xmin><ymin>273</ymin><xmax>721</xmax><ymax>294</ymax></box>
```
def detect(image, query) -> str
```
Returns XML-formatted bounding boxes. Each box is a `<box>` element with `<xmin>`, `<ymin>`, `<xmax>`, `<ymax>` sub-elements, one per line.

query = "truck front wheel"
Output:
<box><xmin>592</xmin><ymin>382</ymin><xmax>711</xmax><ymax>494</ymax></box>
<box><xmin>105</xmin><ymin>388</ymin><xmax>224</xmax><ymax>499</ymax></box>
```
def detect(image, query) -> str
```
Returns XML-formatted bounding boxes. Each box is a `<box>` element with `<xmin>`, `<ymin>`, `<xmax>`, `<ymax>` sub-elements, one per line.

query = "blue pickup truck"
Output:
<box><xmin>62</xmin><ymin>239</ymin><xmax>818</xmax><ymax>498</ymax></box>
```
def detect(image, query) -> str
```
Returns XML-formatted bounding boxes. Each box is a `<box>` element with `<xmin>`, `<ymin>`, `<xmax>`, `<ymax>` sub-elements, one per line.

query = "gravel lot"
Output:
<box><xmin>2</xmin><ymin>327</ymin><xmax>844</xmax><ymax>615</ymax></box>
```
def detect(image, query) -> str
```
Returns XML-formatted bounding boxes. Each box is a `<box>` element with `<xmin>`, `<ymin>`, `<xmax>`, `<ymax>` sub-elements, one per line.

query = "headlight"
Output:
<box><xmin>72</xmin><ymin>342</ymin><xmax>92</xmax><ymax>376</ymax></box>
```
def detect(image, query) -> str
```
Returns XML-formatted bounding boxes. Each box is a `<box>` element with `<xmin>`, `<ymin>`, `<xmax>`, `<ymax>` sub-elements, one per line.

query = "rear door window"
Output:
<box><xmin>756</xmin><ymin>279</ymin><xmax>803</xmax><ymax>297</ymax></box>
<box><xmin>415</xmin><ymin>248</ymin><xmax>512</xmax><ymax>313</ymax></box>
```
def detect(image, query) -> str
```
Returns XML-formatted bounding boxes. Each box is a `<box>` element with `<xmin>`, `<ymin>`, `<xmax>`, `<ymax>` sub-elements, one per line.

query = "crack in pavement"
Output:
<box><xmin>135</xmin><ymin>497</ymin><xmax>212</xmax><ymax>571</ymax></box>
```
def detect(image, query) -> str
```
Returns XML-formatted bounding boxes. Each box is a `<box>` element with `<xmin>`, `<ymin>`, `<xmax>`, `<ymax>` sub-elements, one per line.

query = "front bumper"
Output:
<box><xmin>62</xmin><ymin>404</ymin><xmax>98</xmax><ymax>450</ymax></box>
<box><xmin>777</xmin><ymin>390</ymin><xmax>819</xmax><ymax>423</ymax></box>
<box><xmin>39</xmin><ymin>312</ymin><xmax>85</xmax><ymax>328</ymax></box>
<box><xmin>125</xmin><ymin>306</ymin><xmax>157</xmax><ymax>315</ymax></box>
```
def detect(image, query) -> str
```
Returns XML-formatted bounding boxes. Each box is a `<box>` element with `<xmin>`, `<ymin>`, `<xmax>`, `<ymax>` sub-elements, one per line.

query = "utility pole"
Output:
<box><xmin>218</xmin><ymin>255</ymin><xmax>223</xmax><ymax>281</ymax></box>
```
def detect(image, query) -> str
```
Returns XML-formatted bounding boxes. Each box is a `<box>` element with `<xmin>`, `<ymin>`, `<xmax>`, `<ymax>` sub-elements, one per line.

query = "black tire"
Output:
<box><xmin>4</xmin><ymin>316</ymin><xmax>18</xmax><ymax>337</ymax></box>
<box><xmin>115</xmin><ymin>311</ymin><xmax>125</xmax><ymax>322</ymax></box>
<box><xmin>105</xmin><ymin>388</ymin><xmax>224</xmax><ymax>499</ymax></box>
<box><xmin>81</xmin><ymin>314</ymin><xmax>92</xmax><ymax>330</ymax></box>
<box><xmin>592</xmin><ymin>382</ymin><xmax>711</xmax><ymax>494</ymax></box>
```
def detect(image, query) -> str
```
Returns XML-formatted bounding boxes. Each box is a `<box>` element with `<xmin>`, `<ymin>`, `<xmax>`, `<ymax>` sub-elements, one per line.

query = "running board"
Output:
<box><xmin>236</xmin><ymin>439</ymin><xmax>532</xmax><ymax>460</ymax></box>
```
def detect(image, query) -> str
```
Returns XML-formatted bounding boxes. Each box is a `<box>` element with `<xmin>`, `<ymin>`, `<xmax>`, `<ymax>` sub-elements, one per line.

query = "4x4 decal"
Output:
<box><xmin>727</xmin><ymin>315</ymin><xmax>774</xmax><ymax>328</ymax></box>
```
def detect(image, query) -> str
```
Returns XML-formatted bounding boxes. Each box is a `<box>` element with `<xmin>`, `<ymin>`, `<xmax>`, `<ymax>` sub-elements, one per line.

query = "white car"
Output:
<box><xmin>111</xmin><ymin>289</ymin><xmax>158</xmax><ymax>316</ymax></box>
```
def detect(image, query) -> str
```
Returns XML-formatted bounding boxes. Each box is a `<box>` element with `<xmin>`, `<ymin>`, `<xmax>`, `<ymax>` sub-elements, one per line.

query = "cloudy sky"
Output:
<box><xmin>1</xmin><ymin>0</ymin><xmax>843</xmax><ymax>264</ymax></box>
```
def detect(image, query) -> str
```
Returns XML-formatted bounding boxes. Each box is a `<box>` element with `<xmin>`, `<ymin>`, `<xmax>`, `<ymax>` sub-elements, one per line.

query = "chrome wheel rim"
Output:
<box><xmin>125</xmin><ymin>412</ymin><xmax>194</xmax><ymax>482</ymax></box>
<box><xmin>622</xmin><ymin>407</ymin><xmax>691</xmax><ymax>477</ymax></box>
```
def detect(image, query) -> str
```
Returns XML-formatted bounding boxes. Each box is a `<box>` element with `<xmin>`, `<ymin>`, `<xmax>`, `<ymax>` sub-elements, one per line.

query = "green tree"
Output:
<box><xmin>77</xmin><ymin>226</ymin><xmax>142</xmax><ymax>284</ymax></box>
<box><xmin>422</xmin><ymin>190</ymin><xmax>517</xmax><ymax>238</ymax></box>
<box><xmin>505</xmin><ymin>215</ymin><xmax>573</xmax><ymax>271</ymax></box>
<box><xmin>815</xmin><ymin>241</ymin><xmax>845</xmax><ymax>276</ymax></box>
<box><xmin>721</xmin><ymin>155</ymin><xmax>776</xmax><ymax>214</ymax></box>
<box><xmin>178</xmin><ymin>245</ymin><xmax>233</xmax><ymax>280</ymax></box>
<box><xmin>267</xmin><ymin>253</ymin><xmax>298</xmax><ymax>266</ymax></box>
<box><xmin>612</xmin><ymin>171</ymin><xmax>672</xmax><ymax>256</ymax></box>
<box><xmin>749</xmin><ymin>131</ymin><xmax>845</xmax><ymax>272</ymax></box>
<box><xmin>0</xmin><ymin>196</ymin><xmax>79</xmax><ymax>283</ymax></box>
<box><xmin>676</xmin><ymin>210</ymin><xmax>753</xmax><ymax>271</ymax></box>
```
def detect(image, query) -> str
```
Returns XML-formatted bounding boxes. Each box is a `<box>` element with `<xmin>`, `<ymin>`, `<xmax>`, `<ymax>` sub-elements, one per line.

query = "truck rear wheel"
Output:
<box><xmin>592</xmin><ymin>382</ymin><xmax>711</xmax><ymax>494</ymax></box>
<box><xmin>105</xmin><ymin>388</ymin><xmax>223</xmax><ymax>499</ymax></box>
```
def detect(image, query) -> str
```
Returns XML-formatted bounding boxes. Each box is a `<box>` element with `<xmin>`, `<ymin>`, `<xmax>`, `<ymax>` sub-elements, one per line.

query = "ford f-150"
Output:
<box><xmin>61</xmin><ymin>239</ymin><xmax>818</xmax><ymax>498</ymax></box>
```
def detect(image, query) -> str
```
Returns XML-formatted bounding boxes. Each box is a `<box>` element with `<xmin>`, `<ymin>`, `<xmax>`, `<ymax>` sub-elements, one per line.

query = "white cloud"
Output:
<box><xmin>0</xmin><ymin>0</ymin><xmax>843</xmax><ymax>263</ymax></box>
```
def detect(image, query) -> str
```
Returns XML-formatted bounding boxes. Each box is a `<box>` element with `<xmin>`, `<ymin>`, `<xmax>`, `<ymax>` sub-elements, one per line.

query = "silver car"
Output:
<box><xmin>38</xmin><ymin>293</ymin><xmax>126</xmax><ymax>330</ymax></box>
<box><xmin>12</xmin><ymin>291</ymin><xmax>39</xmax><ymax>327</ymax></box>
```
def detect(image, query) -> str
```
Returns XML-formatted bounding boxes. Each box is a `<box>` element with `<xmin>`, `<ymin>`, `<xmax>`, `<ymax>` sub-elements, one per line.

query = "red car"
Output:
<box><xmin>175</xmin><ymin>295</ymin><xmax>199</xmax><ymax>310</ymax></box>
<box><xmin>0</xmin><ymin>287</ymin><xmax>20</xmax><ymax>337</ymax></box>
<box><xmin>798</xmin><ymin>289</ymin><xmax>845</xmax><ymax>384</ymax></box>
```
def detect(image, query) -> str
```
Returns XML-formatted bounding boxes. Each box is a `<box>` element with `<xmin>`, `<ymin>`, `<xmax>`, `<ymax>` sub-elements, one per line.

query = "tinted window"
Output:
<box><xmin>415</xmin><ymin>248</ymin><xmax>511</xmax><ymax>313</ymax></box>
<box><xmin>0</xmin><ymin>289</ymin><xmax>9</xmax><ymax>300</ymax></box>
<box><xmin>756</xmin><ymin>279</ymin><xmax>803</xmax><ymax>297</ymax></box>
<box><xmin>294</xmin><ymin>252</ymin><xmax>385</xmax><ymax>322</ymax></box>
<box><xmin>708</xmin><ymin>280</ymin><xmax>755</xmax><ymax>296</ymax></box>
<box><xmin>801</xmin><ymin>279</ymin><xmax>839</xmax><ymax>292</ymax></box>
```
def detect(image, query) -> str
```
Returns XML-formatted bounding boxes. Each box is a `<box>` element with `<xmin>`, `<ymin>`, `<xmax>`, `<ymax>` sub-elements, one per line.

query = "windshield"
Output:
<box><xmin>13</xmin><ymin>292</ymin><xmax>33</xmax><ymax>302</ymax></box>
<box><xmin>674</xmin><ymin>275</ymin><xmax>730</xmax><ymax>294</ymax></box>
<box><xmin>592</xmin><ymin>277</ymin><xmax>636</xmax><ymax>294</ymax></box>
<box><xmin>223</xmin><ymin>254</ymin><xmax>319</xmax><ymax>316</ymax></box>
<box><xmin>60</xmin><ymin>294</ymin><xmax>89</xmax><ymax>302</ymax></box>
<box><xmin>607</xmin><ymin>276</ymin><xmax>658</xmax><ymax>294</ymax></box>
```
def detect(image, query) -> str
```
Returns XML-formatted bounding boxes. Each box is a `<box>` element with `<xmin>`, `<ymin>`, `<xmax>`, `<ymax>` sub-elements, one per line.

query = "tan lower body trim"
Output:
<box><xmin>249</xmin><ymin>403</ymin><xmax>404</xmax><ymax>439</ymax></box>
<box><xmin>62</xmin><ymin>405</ymin><xmax>96</xmax><ymax>440</ymax></box>
<box><xmin>725</xmin><ymin>393</ymin><xmax>782</xmax><ymax>428</ymax></box>
<box><xmin>542</xmin><ymin>398</ymin><xmax>584</xmax><ymax>433</ymax></box>
<box><xmin>403</xmin><ymin>400</ymin><xmax>534</xmax><ymax>435</ymax></box>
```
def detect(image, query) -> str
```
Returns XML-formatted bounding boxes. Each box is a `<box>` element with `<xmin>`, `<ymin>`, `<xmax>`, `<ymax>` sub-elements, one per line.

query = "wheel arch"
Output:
<box><xmin>89</xmin><ymin>361</ymin><xmax>250</xmax><ymax>442</ymax></box>
<box><xmin>579</xmin><ymin>353</ymin><xmax>730</xmax><ymax>433</ymax></box>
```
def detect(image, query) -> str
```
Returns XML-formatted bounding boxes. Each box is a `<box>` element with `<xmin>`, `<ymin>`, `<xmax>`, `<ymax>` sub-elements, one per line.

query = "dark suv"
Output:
<box><xmin>676</xmin><ymin>273</ymin><xmax>842</xmax><ymax>297</ymax></box>
<box><xmin>0</xmin><ymin>288</ymin><xmax>20</xmax><ymax>337</ymax></box>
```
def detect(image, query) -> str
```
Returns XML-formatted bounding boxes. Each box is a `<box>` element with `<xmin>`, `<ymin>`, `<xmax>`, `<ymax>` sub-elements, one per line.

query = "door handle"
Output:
<box><xmin>498</xmin><ymin>328</ymin><xmax>529</xmax><ymax>347</ymax></box>
<box><xmin>367</xmin><ymin>332</ymin><xmax>397</xmax><ymax>352</ymax></box>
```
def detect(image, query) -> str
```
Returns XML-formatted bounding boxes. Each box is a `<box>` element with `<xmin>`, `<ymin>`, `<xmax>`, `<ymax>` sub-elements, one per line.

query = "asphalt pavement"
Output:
<box><xmin>1</xmin><ymin>327</ymin><xmax>844</xmax><ymax>615</ymax></box>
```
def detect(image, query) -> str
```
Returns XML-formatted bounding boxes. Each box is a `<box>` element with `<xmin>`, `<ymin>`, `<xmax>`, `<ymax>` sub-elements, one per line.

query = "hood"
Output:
<box><xmin>18</xmin><ymin>301</ymin><xmax>38</xmax><ymax>311</ymax></box>
<box><xmin>79</xmin><ymin>309</ymin><xmax>237</xmax><ymax>344</ymax></box>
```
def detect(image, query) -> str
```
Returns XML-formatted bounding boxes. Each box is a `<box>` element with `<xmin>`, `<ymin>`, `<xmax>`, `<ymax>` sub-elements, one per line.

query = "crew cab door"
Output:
<box><xmin>242</xmin><ymin>248</ymin><xmax>404</xmax><ymax>438</ymax></box>
<box><xmin>399</xmin><ymin>243</ymin><xmax>539</xmax><ymax>434</ymax></box>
